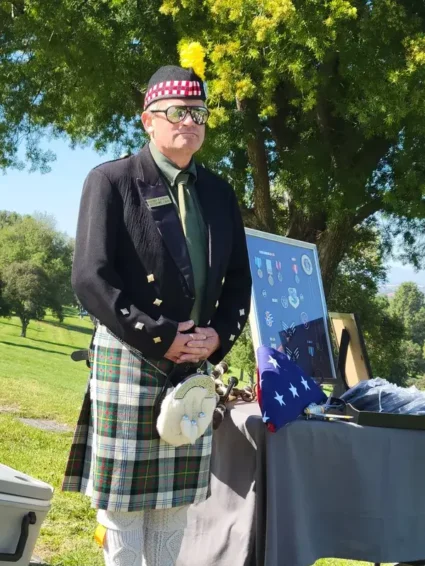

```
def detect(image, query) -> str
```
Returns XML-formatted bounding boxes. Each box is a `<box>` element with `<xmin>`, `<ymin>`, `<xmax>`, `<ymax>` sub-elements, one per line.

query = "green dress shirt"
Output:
<box><xmin>149</xmin><ymin>142</ymin><xmax>207</xmax><ymax>325</ymax></box>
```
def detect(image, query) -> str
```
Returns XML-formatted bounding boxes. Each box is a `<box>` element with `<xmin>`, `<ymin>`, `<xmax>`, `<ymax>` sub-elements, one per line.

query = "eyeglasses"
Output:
<box><xmin>149</xmin><ymin>105</ymin><xmax>209</xmax><ymax>125</ymax></box>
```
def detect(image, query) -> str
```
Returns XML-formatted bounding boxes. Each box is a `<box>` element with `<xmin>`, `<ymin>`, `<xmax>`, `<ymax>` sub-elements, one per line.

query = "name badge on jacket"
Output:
<box><xmin>146</xmin><ymin>196</ymin><xmax>172</xmax><ymax>208</ymax></box>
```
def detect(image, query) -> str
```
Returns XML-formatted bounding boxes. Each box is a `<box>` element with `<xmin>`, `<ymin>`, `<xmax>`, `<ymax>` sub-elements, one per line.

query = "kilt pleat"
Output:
<box><xmin>62</xmin><ymin>325</ymin><xmax>212</xmax><ymax>511</ymax></box>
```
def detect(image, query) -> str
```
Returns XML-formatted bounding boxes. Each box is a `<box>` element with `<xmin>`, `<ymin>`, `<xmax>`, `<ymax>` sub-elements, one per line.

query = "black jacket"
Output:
<box><xmin>72</xmin><ymin>144</ymin><xmax>252</xmax><ymax>365</ymax></box>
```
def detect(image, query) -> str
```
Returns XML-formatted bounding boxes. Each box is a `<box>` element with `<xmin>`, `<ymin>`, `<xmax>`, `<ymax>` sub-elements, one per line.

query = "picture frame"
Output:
<box><xmin>328</xmin><ymin>312</ymin><xmax>373</xmax><ymax>389</ymax></box>
<box><xmin>245</xmin><ymin>228</ymin><xmax>337</xmax><ymax>383</ymax></box>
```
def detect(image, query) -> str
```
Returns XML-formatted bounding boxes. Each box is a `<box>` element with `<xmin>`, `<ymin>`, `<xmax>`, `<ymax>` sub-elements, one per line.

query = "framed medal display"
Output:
<box><xmin>245</xmin><ymin>228</ymin><xmax>337</xmax><ymax>383</ymax></box>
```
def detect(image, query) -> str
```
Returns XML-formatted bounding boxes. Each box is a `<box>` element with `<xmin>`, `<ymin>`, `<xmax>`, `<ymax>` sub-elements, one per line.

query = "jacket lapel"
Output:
<box><xmin>135</xmin><ymin>146</ymin><xmax>195</xmax><ymax>295</ymax></box>
<box><xmin>194</xmin><ymin>167</ymin><xmax>226</xmax><ymax>307</ymax></box>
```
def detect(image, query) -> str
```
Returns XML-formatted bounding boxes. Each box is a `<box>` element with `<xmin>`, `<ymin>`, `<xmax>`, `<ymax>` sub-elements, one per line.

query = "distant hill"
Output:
<box><xmin>380</xmin><ymin>264</ymin><xmax>425</xmax><ymax>297</ymax></box>
<box><xmin>379</xmin><ymin>284</ymin><xmax>425</xmax><ymax>299</ymax></box>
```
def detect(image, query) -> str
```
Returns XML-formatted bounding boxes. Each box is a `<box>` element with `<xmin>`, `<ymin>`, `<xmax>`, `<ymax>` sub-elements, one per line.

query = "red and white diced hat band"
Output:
<box><xmin>143</xmin><ymin>65</ymin><xmax>207</xmax><ymax>110</ymax></box>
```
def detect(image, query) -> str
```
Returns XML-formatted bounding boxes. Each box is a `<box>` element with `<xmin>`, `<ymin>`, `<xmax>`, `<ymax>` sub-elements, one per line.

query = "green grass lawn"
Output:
<box><xmin>0</xmin><ymin>310</ymin><xmax>103</xmax><ymax>566</ymax></box>
<box><xmin>0</xmin><ymin>310</ymin><xmax>389</xmax><ymax>565</ymax></box>
<box><xmin>227</xmin><ymin>365</ymin><xmax>253</xmax><ymax>385</ymax></box>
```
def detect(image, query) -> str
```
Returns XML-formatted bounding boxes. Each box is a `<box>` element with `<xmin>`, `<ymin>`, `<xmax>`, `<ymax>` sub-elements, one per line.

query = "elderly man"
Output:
<box><xmin>62</xmin><ymin>64</ymin><xmax>252</xmax><ymax>565</ymax></box>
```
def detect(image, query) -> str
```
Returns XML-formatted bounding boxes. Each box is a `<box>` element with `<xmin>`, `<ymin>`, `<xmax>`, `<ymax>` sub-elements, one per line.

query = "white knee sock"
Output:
<box><xmin>143</xmin><ymin>506</ymin><xmax>188</xmax><ymax>566</ymax></box>
<box><xmin>97</xmin><ymin>506</ymin><xmax>189</xmax><ymax>566</ymax></box>
<box><xmin>97</xmin><ymin>510</ymin><xmax>145</xmax><ymax>566</ymax></box>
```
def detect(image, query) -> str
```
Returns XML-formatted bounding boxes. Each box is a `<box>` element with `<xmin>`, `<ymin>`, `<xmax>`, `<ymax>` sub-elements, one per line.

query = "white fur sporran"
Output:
<box><xmin>156</xmin><ymin>373</ymin><xmax>218</xmax><ymax>447</ymax></box>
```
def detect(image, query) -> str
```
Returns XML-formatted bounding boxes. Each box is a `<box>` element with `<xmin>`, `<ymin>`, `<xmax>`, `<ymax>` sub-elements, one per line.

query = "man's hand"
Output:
<box><xmin>164</xmin><ymin>320</ymin><xmax>208</xmax><ymax>364</ymax></box>
<box><xmin>178</xmin><ymin>327</ymin><xmax>220</xmax><ymax>363</ymax></box>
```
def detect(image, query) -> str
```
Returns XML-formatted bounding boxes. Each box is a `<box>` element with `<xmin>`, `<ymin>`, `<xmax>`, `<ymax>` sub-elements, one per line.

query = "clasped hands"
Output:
<box><xmin>164</xmin><ymin>320</ymin><xmax>220</xmax><ymax>364</ymax></box>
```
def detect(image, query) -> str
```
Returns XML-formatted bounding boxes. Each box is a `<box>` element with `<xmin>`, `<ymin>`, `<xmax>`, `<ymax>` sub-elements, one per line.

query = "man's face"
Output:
<box><xmin>142</xmin><ymin>99</ymin><xmax>206</xmax><ymax>158</ymax></box>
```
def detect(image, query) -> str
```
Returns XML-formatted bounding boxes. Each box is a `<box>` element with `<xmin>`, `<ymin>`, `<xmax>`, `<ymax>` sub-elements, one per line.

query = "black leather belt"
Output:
<box><xmin>169</xmin><ymin>362</ymin><xmax>200</xmax><ymax>386</ymax></box>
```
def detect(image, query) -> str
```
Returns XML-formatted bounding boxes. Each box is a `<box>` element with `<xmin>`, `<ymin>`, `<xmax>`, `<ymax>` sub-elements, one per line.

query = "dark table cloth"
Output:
<box><xmin>178</xmin><ymin>402</ymin><xmax>425</xmax><ymax>566</ymax></box>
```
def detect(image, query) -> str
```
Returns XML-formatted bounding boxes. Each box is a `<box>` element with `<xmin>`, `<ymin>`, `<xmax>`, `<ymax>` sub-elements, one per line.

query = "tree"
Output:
<box><xmin>0</xmin><ymin>212</ymin><xmax>74</xmax><ymax>332</ymax></box>
<box><xmin>328</xmin><ymin>223</ymin><xmax>387</xmax><ymax>318</ymax></box>
<box><xmin>1</xmin><ymin>261</ymin><xmax>50</xmax><ymax>336</ymax></box>
<box><xmin>331</xmin><ymin>291</ymin><xmax>410</xmax><ymax>386</ymax></box>
<box><xmin>2</xmin><ymin>1</ymin><xmax>425</xmax><ymax>292</ymax></box>
<box><xmin>363</xmin><ymin>299</ymin><xmax>413</xmax><ymax>385</ymax></box>
<box><xmin>328</xmin><ymin>229</ymin><xmax>417</xmax><ymax>385</ymax></box>
<box><xmin>0</xmin><ymin>275</ymin><xmax>9</xmax><ymax>316</ymax></box>
<box><xmin>0</xmin><ymin>212</ymin><xmax>74</xmax><ymax>303</ymax></box>
<box><xmin>411</xmin><ymin>308</ymin><xmax>425</xmax><ymax>349</ymax></box>
<box><xmin>0</xmin><ymin>210</ymin><xmax>21</xmax><ymax>228</ymax></box>
<box><xmin>225</xmin><ymin>324</ymin><xmax>256</xmax><ymax>380</ymax></box>
<box><xmin>398</xmin><ymin>339</ymin><xmax>425</xmax><ymax>378</ymax></box>
<box><xmin>389</xmin><ymin>282</ymin><xmax>425</xmax><ymax>345</ymax></box>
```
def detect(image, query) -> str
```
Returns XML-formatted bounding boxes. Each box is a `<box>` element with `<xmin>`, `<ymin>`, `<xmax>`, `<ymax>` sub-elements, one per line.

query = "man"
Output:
<box><xmin>62</xmin><ymin>64</ymin><xmax>252</xmax><ymax>565</ymax></box>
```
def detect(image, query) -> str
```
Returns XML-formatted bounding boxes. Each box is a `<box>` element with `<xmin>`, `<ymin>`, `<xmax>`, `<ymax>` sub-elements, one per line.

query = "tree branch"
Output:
<box><xmin>286</xmin><ymin>200</ymin><xmax>327</xmax><ymax>242</ymax></box>
<box><xmin>131</xmin><ymin>84</ymin><xmax>144</xmax><ymax>108</ymax></box>
<box><xmin>351</xmin><ymin>136</ymin><xmax>392</xmax><ymax>174</ymax></box>
<box><xmin>268</xmin><ymin>82</ymin><xmax>300</xmax><ymax>158</ymax></box>
<box><xmin>352</xmin><ymin>197</ymin><xmax>384</xmax><ymax>226</ymax></box>
<box><xmin>240</xmin><ymin>206</ymin><xmax>260</xmax><ymax>229</ymax></box>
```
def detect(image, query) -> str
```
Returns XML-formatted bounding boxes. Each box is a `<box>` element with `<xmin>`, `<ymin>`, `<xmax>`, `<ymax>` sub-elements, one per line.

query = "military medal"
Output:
<box><xmin>285</xmin><ymin>346</ymin><xmax>300</xmax><ymax>362</ymax></box>
<box><xmin>255</xmin><ymin>257</ymin><xmax>263</xmax><ymax>278</ymax></box>
<box><xmin>281</xmin><ymin>321</ymin><xmax>296</xmax><ymax>341</ymax></box>
<box><xmin>300</xmin><ymin>311</ymin><xmax>309</xmax><ymax>329</ymax></box>
<box><xmin>275</xmin><ymin>260</ymin><xmax>283</xmax><ymax>282</ymax></box>
<box><xmin>301</xmin><ymin>254</ymin><xmax>313</xmax><ymax>275</ymax></box>
<box><xmin>291</xmin><ymin>258</ymin><xmax>300</xmax><ymax>284</ymax></box>
<box><xmin>265</xmin><ymin>311</ymin><xmax>274</xmax><ymax>327</ymax></box>
<box><xmin>266</xmin><ymin>259</ymin><xmax>274</xmax><ymax>286</ymax></box>
<box><xmin>288</xmin><ymin>287</ymin><xmax>300</xmax><ymax>309</ymax></box>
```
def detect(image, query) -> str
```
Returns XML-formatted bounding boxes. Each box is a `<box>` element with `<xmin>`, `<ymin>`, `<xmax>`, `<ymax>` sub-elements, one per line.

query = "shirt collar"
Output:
<box><xmin>149</xmin><ymin>141</ymin><xmax>197</xmax><ymax>186</ymax></box>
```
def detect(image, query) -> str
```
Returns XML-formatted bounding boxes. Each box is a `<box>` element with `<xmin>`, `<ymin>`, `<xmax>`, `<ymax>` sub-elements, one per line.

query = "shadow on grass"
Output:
<box><xmin>29</xmin><ymin>338</ymin><xmax>78</xmax><ymax>350</ymax></box>
<box><xmin>1</xmin><ymin>317</ymin><xmax>94</xmax><ymax>337</ymax></box>
<box><xmin>63</xmin><ymin>305</ymin><xmax>78</xmax><ymax>316</ymax></box>
<box><xmin>45</xmin><ymin>321</ymin><xmax>94</xmax><ymax>336</ymax></box>
<box><xmin>0</xmin><ymin>320</ymin><xmax>21</xmax><ymax>328</ymax></box>
<box><xmin>0</xmin><ymin>341</ymin><xmax>68</xmax><ymax>356</ymax></box>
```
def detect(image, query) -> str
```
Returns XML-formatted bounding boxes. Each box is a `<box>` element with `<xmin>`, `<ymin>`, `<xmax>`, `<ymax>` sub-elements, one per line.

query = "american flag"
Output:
<box><xmin>257</xmin><ymin>346</ymin><xmax>327</xmax><ymax>432</ymax></box>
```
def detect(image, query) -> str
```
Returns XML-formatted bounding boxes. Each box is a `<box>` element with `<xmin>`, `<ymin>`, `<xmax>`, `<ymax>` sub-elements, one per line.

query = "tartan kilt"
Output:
<box><xmin>62</xmin><ymin>325</ymin><xmax>213</xmax><ymax>512</ymax></box>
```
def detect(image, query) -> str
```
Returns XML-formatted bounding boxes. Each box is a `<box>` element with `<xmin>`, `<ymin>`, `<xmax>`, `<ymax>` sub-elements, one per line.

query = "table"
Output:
<box><xmin>178</xmin><ymin>402</ymin><xmax>425</xmax><ymax>566</ymax></box>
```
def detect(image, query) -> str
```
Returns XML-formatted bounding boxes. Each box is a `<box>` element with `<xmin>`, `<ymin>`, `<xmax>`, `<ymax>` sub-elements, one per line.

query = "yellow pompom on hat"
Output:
<box><xmin>179</xmin><ymin>41</ymin><xmax>206</xmax><ymax>81</ymax></box>
<box><xmin>144</xmin><ymin>42</ymin><xmax>207</xmax><ymax>110</ymax></box>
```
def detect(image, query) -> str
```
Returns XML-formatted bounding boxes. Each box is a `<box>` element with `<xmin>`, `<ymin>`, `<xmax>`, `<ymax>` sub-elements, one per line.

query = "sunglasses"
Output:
<box><xmin>149</xmin><ymin>105</ymin><xmax>209</xmax><ymax>125</ymax></box>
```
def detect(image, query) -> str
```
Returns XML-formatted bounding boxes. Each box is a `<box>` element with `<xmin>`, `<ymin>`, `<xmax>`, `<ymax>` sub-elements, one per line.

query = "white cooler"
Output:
<box><xmin>0</xmin><ymin>464</ymin><xmax>53</xmax><ymax>565</ymax></box>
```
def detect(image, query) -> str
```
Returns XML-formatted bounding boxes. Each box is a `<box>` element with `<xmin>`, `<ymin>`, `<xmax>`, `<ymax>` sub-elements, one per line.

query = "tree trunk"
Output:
<box><xmin>286</xmin><ymin>206</ymin><xmax>354</xmax><ymax>297</ymax></box>
<box><xmin>239</xmin><ymin>99</ymin><xmax>275</xmax><ymax>232</ymax></box>
<box><xmin>316</xmin><ymin>222</ymin><xmax>354</xmax><ymax>297</ymax></box>
<box><xmin>246</xmin><ymin>131</ymin><xmax>275</xmax><ymax>232</ymax></box>
<box><xmin>286</xmin><ymin>204</ymin><xmax>327</xmax><ymax>243</ymax></box>
<box><xmin>20</xmin><ymin>318</ymin><xmax>29</xmax><ymax>337</ymax></box>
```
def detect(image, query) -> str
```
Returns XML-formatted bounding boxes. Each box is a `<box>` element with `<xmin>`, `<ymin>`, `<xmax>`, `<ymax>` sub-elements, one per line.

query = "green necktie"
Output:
<box><xmin>177</xmin><ymin>172</ymin><xmax>191</xmax><ymax>235</ymax></box>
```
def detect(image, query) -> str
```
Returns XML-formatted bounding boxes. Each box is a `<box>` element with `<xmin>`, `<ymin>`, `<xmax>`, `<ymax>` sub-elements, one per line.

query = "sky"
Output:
<box><xmin>0</xmin><ymin>138</ymin><xmax>116</xmax><ymax>237</ymax></box>
<box><xmin>1</xmin><ymin>138</ymin><xmax>424</xmax><ymax>287</ymax></box>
